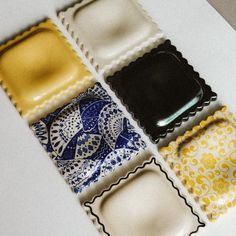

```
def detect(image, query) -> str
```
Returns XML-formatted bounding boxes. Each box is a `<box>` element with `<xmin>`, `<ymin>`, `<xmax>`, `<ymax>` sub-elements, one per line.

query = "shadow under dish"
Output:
<box><xmin>207</xmin><ymin>0</ymin><xmax>236</xmax><ymax>30</ymax></box>
<box><xmin>107</xmin><ymin>40</ymin><xmax>217</xmax><ymax>142</ymax></box>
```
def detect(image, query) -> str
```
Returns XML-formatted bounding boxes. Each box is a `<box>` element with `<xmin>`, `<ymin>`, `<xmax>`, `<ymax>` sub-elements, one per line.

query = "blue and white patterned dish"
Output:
<box><xmin>31</xmin><ymin>83</ymin><xmax>146</xmax><ymax>193</ymax></box>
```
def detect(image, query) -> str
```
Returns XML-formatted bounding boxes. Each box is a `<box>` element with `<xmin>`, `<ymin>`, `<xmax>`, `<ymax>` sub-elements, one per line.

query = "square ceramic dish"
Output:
<box><xmin>83</xmin><ymin>153</ymin><xmax>204</xmax><ymax>236</ymax></box>
<box><xmin>107</xmin><ymin>40</ymin><xmax>217</xmax><ymax>143</ymax></box>
<box><xmin>31</xmin><ymin>83</ymin><xmax>146</xmax><ymax>193</ymax></box>
<box><xmin>58</xmin><ymin>0</ymin><xmax>164</xmax><ymax>76</ymax></box>
<box><xmin>161</xmin><ymin>107</ymin><xmax>236</xmax><ymax>221</ymax></box>
<box><xmin>0</xmin><ymin>19</ymin><xmax>94</xmax><ymax>123</ymax></box>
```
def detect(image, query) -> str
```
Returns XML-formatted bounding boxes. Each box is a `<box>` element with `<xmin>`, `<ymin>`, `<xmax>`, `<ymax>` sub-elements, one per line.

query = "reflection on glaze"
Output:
<box><xmin>157</xmin><ymin>91</ymin><xmax>203</xmax><ymax>127</ymax></box>
<box><xmin>32</xmin><ymin>83</ymin><xmax>146</xmax><ymax>193</ymax></box>
<box><xmin>0</xmin><ymin>20</ymin><xmax>93</xmax><ymax>123</ymax></box>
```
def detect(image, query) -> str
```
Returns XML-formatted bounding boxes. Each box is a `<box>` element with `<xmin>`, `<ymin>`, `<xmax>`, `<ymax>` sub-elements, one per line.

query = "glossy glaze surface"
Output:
<box><xmin>60</xmin><ymin>0</ymin><xmax>161</xmax><ymax>70</ymax></box>
<box><xmin>107</xmin><ymin>40</ymin><xmax>216</xmax><ymax>142</ymax></box>
<box><xmin>32</xmin><ymin>83</ymin><xmax>146</xmax><ymax>193</ymax></box>
<box><xmin>86</xmin><ymin>158</ymin><xmax>201</xmax><ymax>236</ymax></box>
<box><xmin>0</xmin><ymin>20</ymin><xmax>94</xmax><ymax>123</ymax></box>
<box><xmin>161</xmin><ymin>107</ymin><xmax>236</xmax><ymax>221</ymax></box>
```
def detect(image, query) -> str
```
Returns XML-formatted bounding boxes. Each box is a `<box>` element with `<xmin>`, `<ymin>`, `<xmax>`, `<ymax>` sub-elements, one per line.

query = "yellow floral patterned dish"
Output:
<box><xmin>161</xmin><ymin>107</ymin><xmax>236</xmax><ymax>221</ymax></box>
<box><xmin>0</xmin><ymin>19</ymin><xmax>94</xmax><ymax>123</ymax></box>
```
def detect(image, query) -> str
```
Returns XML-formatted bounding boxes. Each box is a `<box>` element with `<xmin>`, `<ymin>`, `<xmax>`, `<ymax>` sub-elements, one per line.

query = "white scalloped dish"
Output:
<box><xmin>59</xmin><ymin>0</ymin><xmax>164</xmax><ymax>76</ymax></box>
<box><xmin>83</xmin><ymin>153</ymin><xmax>204</xmax><ymax>236</ymax></box>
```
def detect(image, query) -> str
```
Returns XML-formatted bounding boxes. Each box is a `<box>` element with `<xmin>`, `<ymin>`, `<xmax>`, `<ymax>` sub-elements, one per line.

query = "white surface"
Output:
<box><xmin>0</xmin><ymin>0</ymin><xmax>235</xmax><ymax>236</ymax></box>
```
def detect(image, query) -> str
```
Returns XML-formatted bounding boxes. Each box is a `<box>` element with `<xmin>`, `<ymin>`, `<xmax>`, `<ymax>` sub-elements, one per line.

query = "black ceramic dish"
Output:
<box><xmin>106</xmin><ymin>40</ymin><xmax>217</xmax><ymax>143</ymax></box>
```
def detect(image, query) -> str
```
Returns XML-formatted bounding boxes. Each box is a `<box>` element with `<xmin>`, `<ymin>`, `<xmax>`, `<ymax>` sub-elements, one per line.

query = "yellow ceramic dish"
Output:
<box><xmin>161</xmin><ymin>107</ymin><xmax>236</xmax><ymax>221</ymax></box>
<box><xmin>0</xmin><ymin>19</ymin><xmax>94</xmax><ymax>123</ymax></box>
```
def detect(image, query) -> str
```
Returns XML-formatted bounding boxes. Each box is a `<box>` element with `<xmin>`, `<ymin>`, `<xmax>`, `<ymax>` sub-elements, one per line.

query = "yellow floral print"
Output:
<box><xmin>200</xmin><ymin>153</ymin><xmax>217</xmax><ymax>169</ymax></box>
<box><xmin>213</xmin><ymin>178</ymin><xmax>229</xmax><ymax>195</ymax></box>
<box><xmin>161</xmin><ymin>107</ymin><xmax>236</xmax><ymax>221</ymax></box>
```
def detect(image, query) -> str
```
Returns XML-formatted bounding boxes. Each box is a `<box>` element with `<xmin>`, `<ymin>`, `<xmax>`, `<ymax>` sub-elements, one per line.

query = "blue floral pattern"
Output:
<box><xmin>31</xmin><ymin>83</ymin><xmax>146</xmax><ymax>193</ymax></box>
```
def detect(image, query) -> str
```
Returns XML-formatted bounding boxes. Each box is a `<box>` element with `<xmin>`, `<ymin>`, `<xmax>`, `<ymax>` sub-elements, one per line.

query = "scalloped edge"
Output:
<box><xmin>83</xmin><ymin>156</ymin><xmax>205</xmax><ymax>236</ymax></box>
<box><xmin>25</xmin><ymin>76</ymin><xmax>95</xmax><ymax>124</ymax></box>
<box><xmin>58</xmin><ymin>0</ymin><xmax>165</xmax><ymax>77</ymax></box>
<box><xmin>160</xmin><ymin>106</ymin><xmax>236</xmax><ymax>221</ymax></box>
<box><xmin>31</xmin><ymin>82</ymin><xmax>147</xmax><ymax>194</ymax></box>
<box><xmin>106</xmin><ymin>39</ymin><xmax>217</xmax><ymax>143</ymax></box>
<box><xmin>0</xmin><ymin>18</ymin><xmax>95</xmax><ymax>124</ymax></box>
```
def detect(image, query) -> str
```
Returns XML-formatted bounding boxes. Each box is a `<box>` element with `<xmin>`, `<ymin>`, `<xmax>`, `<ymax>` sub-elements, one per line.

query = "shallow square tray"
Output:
<box><xmin>83</xmin><ymin>152</ymin><xmax>204</xmax><ymax>236</ymax></box>
<box><xmin>31</xmin><ymin>83</ymin><xmax>146</xmax><ymax>193</ymax></box>
<box><xmin>161</xmin><ymin>107</ymin><xmax>236</xmax><ymax>221</ymax></box>
<box><xmin>107</xmin><ymin>40</ymin><xmax>217</xmax><ymax>143</ymax></box>
<box><xmin>0</xmin><ymin>19</ymin><xmax>94</xmax><ymax>123</ymax></box>
<box><xmin>58</xmin><ymin>0</ymin><xmax>164</xmax><ymax>76</ymax></box>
